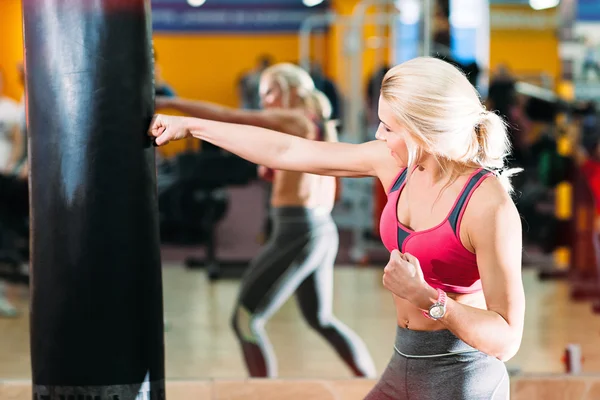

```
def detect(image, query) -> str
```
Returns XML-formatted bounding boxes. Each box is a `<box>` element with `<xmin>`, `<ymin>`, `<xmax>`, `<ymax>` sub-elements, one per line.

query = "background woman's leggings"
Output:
<box><xmin>364</xmin><ymin>327</ymin><xmax>509</xmax><ymax>400</ymax></box>
<box><xmin>231</xmin><ymin>206</ymin><xmax>376</xmax><ymax>378</ymax></box>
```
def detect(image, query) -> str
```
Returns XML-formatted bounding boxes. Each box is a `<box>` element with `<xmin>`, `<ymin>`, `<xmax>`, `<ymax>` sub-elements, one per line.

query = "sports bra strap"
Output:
<box><xmin>389</xmin><ymin>168</ymin><xmax>408</xmax><ymax>193</ymax></box>
<box><xmin>448</xmin><ymin>169</ymin><xmax>491</xmax><ymax>232</ymax></box>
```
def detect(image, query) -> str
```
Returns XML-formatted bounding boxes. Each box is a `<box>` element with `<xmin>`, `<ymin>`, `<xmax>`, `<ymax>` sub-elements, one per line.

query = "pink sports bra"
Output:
<box><xmin>379</xmin><ymin>167</ymin><xmax>492</xmax><ymax>294</ymax></box>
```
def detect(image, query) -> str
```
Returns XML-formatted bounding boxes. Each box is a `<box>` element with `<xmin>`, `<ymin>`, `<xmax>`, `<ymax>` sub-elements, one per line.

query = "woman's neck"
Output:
<box><xmin>415</xmin><ymin>156</ymin><xmax>474</xmax><ymax>186</ymax></box>
<box><xmin>414</xmin><ymin>155</ymin><xmax>446</xmax><ymax>184</ymax></box>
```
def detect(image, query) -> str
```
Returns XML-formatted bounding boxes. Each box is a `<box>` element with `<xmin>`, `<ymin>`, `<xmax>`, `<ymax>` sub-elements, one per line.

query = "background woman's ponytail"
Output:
<box><xmin>306</xmin><ymin>89</ymin><xmax>332</xmax><ymax>120</ymax></box>
<box><xmin>306</xmin><ymin>89</ymin><xmax>338</xmax><ymax>142</ymax></box>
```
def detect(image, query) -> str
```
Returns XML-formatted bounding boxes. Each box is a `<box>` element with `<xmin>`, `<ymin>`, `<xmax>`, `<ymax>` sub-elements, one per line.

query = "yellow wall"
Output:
<box><xmin>489</xmin><ymin>5</ymin><xmax>560</xmax><ymax>82</ymax></box>
<box><xmin>0</xmin><ymin>0</ymin><xmax>24</xmax><ymax>102</ymax></box>
<box><xmin>154</xmin><ymin>34</ymin><xmax>300</xmax><ymax>107</ymax></box>
<box><xmin>490</xmin><ymin>30</ymin><xmax>560</xmax><ymax>80</ymax></box>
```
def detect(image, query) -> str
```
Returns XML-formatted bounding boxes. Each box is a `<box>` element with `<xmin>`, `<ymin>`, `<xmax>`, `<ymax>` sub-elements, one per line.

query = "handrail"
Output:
<box><xmin>298</xmin><ymin>12</ymin><xmax>337</xmax><ymax>71</ymax></box>
<box><xmin>515</xmin><ymin>81</ymin><xmax>558</xmax><ymax>103</ymax></box>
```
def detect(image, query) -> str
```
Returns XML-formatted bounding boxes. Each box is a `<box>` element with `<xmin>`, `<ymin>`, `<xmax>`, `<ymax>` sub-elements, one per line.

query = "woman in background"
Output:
<box><xmin>155</xmin><ymin>63</ymin><xmax>376</xmax><ymax>379</ymax></box>
<box><xmin>0</xmin><ymin>68</ymin><xmax>25</xmax><ymax>317</ymax></box>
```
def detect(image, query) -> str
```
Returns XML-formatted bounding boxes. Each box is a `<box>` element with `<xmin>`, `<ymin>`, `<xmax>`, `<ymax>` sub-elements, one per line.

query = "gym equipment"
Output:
<box><xmin>563</xmin><ymin>344</ymin><xmax>583</xmax><ymax>374</ymax></box>
<box><xmin>23</xmin><ymin>0</ymin><xmax>166</xmax><ymax>398</ymax></box>
<box><xmin>0</xmin><ymin>219</ymin><xmax>29</xmax><ymax>285</ymax></box>
<box><xmin>0</xmin><ymin>174</ymin><xmax>29</xmax><ymax>285</ymax></box>
<box><xmin>158</xmin><ymin>150</ymin><xmax>258</xmax><ymax>280</ymax></box>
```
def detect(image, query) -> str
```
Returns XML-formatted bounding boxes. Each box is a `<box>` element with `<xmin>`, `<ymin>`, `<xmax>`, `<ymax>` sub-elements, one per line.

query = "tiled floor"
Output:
<box><xmin>2</xmin><ymin>267</ymin><xmax>600</xmax><ymax>381</ymax></box>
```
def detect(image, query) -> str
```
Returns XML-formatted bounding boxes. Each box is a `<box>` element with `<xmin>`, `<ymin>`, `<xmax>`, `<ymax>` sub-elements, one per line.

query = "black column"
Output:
<box><xmin>22</xmin><ymin>0</ymin><xmax>165</xmax><ymax>399</ymax></box>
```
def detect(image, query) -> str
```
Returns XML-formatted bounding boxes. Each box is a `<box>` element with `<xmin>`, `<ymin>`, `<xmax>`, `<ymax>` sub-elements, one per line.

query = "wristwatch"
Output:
<box><xmin>423</xmin><ymin>288</ymin><xmax>447</xmax><ymax>320</ymax></box>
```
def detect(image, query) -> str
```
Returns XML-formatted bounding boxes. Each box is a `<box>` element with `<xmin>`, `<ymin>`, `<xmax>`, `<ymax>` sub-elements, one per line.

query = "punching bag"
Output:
<box><xmin>22</xmin><ymin>1</ymin><xmax>166</xmax><ymax>399</ymax></box>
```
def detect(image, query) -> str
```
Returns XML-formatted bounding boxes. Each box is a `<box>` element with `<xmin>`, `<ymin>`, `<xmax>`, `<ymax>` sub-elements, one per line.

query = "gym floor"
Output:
<box><xmin>1</xmin><ymin>265</ymin><xmax>599</xmax><ymax>380</ymax></box>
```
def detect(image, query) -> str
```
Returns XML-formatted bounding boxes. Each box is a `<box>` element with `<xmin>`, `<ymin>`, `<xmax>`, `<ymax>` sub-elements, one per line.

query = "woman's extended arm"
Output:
<box><xmin>156</xmin><ymin>96</ymin><xmax>307</xmax><ymax>137</ymax></box>
<box><xmin>148</xmin><ymin>114</ymin><xmax>398</xmax><ymax>180</ymax></box>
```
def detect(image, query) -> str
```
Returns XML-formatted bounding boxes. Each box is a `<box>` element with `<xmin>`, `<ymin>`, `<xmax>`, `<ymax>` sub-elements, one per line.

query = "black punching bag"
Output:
<box><xmin>22</xmin><ymin>0</ymin><xmax>166</xmax><ymax>399</ymax></box>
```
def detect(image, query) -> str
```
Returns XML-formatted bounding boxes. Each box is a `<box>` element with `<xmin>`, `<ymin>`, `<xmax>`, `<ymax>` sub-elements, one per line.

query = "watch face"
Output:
<box><xmin>430</xmin><ymin>305</ymin><xmax>445</xmax><ymax>319</ymax></box>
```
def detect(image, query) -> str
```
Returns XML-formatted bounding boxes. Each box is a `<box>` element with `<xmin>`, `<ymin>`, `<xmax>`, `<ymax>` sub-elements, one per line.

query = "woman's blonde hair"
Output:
<box><xmin>261</xmin><ymin>63</ymin><xmax>337</xmax><ymax>142</ymax></box>
<box><xmin>260</xmin><ymin>63</ymin><xmax>315</xmax><ymax>108</ymax></box>
<box><xmin>305</xmin><ymin>88</ymin><xmax>339</xmax><ymax>142</ymax></box>
<box><xmin>381</xmin><ymin>56</ymin><xmax>520</xmax><ymax>193</ymax></box>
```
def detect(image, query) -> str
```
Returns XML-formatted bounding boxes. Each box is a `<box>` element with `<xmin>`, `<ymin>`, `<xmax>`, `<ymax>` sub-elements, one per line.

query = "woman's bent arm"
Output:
<box><xmin>430</xmin><ymin>179</ymin><xmax>525</xmax><ymax>361</ymax></box>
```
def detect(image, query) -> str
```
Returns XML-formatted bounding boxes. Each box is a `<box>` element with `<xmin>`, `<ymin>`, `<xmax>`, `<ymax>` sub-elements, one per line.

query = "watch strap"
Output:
<box><xmin>423</xmin><ymin>288</ymin><xmax>447</xmax><ymax>320</ymax></box>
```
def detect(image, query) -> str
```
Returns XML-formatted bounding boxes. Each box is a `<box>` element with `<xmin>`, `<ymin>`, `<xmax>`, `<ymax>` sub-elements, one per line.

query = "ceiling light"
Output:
<box><xmin>187</xmin><ymin>0</ymin><xmax>206</xmax><ymax>7</ymax></box>
<box><xmin>529</xmin><ymin>0</ymin><xmax>560</xmax><ymax>11</ymax></box>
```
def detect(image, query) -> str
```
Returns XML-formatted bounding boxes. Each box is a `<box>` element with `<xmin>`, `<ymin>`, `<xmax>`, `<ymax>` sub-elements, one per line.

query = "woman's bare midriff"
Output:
<box><xmin>394</xmin><ymin>290</ymin><xmax>487</xmax><ymax>331</ymax></box>
<box><xmin>270</xmin><ymin>170</ymin><xmax>336</xmax><ymax>210</ymax></box>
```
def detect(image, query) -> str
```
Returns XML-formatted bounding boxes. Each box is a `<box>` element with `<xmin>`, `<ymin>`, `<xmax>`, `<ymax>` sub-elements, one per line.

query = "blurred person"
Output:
<box><xmin>366</xmin><ymin>65</ymin><xmax>391</xmax><ymax>133</ymax></box>
<box><xmin>149</xmin><ymin>57</ymin><xmax>524</xmax><ymax>398</ymax></box>
<box><xmin>507</xmin><ymin>94</ymin><xmax>533</xmax><ymax>167</ymax></box>
<box><xmin>153</xmin><ymin>47</ymin><xmax>176</xmax><ymax>98</ymax></box>
<box><xmin>487</xmin><ymin>63</ymin><xmax>515</xmax><ymax>122</ymax></box>
<box><xmin>463</xmin><ymin>60</ymin><xmax>482</xmax><ymax>88</ymax></box>
<box><xmin>155</xmin><ymin>63</ymin><xmax>376</xmax><ymax>379</ymax></box>
<box><xmin>0</xmin><ymin>69</ymin><xmax>25</xmax><ymax>175</ymax></box>
<box><xmin>568</xmin><ymin>105</ymin><xmax>600</xmax><ymax>262</ymax></box>
<box><xmin>582</xmin><ymin>37</ymin><xmax>600</xmax><ymax>81</ymax></box>
<box><xmin>433</xmin><ymin>0</ymin><xmax>450</xmax><ymax>49</ymax></box>
<box><xmin>14</xmin><ymin>63</ymin><xmax>28</xmax><ymax>178</ymax></box>
<box><xmin>237</xmin><ymin>54</ymin><xmax>273</xmax><ymax>110</ymax></box>
<box><xmin>0</xmin><ymin>68</ymin><xmax>24</xmax><ymax>317</ymax></box>
<box><xmin>488</xmin><ymin>63</ymin><xmax>521</xmax><ymax>170</ymax></box>
<box><xmin>309</xmin><ymin>62</ymin><xmax>341</xmax><ymax>121</ymax></box>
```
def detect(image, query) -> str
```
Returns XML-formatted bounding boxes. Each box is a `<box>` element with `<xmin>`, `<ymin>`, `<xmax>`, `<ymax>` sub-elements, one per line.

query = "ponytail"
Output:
<box><xmin>476</xmin><ymin>111</ymin><xmax>522</xmax><ymax>194</ymax></box>
<box><xmin>306</xmin><ymin>89</ymin><xmax>338</xmax><ymax>143</ymax></box>
<box><xmin>306</xmin><ymin>89</ymin><xmax>332</xmax><ymax>120</ymax></box>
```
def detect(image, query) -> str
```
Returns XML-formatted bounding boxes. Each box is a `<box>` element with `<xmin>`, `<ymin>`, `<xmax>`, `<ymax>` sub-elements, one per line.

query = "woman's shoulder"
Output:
<box><xmin>463</xmin><ymin>172</ymin><xmax>520</xmax><ymax>228</ymax></box>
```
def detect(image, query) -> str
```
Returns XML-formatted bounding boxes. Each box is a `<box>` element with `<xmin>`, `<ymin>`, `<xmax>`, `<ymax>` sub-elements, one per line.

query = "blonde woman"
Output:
<box><xmin>150</xmin><ymin>57</ymin><xmax>524</xmax><ymax>397</ymax></box>
<box><xmin>155</xmin><ymin>63</ymin><xmax>376</xmax><ymax>379</ymax></box>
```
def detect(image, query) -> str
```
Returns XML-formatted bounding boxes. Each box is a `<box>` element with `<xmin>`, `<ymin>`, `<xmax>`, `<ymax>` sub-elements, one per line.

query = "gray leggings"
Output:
<box><xmin>364</xmin><ymin>327</ymin><xmax>509</xmax><ymax>400</ymax></box>
<box><xmin>231</xmin><ymin>206</ymin><xmax>376</xmax><ymax>378</ymax></box>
